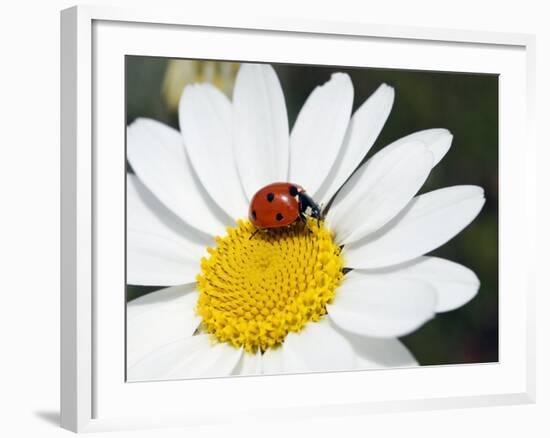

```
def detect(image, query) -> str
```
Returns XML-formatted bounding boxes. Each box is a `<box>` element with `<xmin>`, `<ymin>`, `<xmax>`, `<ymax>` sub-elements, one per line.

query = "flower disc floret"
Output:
<box><xmin>196</xmin><ymin>219</ymin><xmax>344</xmax><ymax>352</ymax></box>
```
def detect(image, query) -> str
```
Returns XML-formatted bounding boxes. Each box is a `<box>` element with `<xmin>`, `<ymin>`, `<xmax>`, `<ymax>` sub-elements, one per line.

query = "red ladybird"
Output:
<box><xmin>249</xmin><ymin>182</ymin><xmax>322</xmax><ymax>230</ymax></box>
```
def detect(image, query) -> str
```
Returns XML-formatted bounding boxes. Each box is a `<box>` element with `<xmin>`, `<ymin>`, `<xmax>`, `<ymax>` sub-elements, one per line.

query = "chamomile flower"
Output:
<box><xmin>126</xmin><ymin>63</ymin><xmax>484</xmax><ymax>381</ymax></box>
<box><xmin>162</xmin><ymin>59</ymin><xmax>239</xmax><ymax>112</ymax></box>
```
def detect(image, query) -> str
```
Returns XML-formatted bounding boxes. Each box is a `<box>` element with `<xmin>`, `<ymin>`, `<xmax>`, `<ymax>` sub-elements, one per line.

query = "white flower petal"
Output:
<box><xmin>289</xmin><ymin>73</ymin><xmax>353</xmax><ymax>196</ymax></box>
<box><xmin>232</xmin><ymin>350</ymin><xmax>263</xmax><ymax>376</ymax></box>
<box><xmin>128</xmin><ymin>335</ymin><xmax>242</xmax><ymax>381</ymax></box>
<box><xmin>127</xmin><ymin>229</ymin><xmax>200</xmax><ymax>286</ymax></box>
<box><xmin>127</xmin><ymin>118</ymin><xmax>230</xmax><ymax>237</ymax></box>
<box><xmin>128</xmin><ymin>335</ymin><xmax>206</xmax><ymax>381</ymax></box>
<box><xmin>404</xmin><ymin>128</ymin><xmax>453</xmax><ymax>167</ymax></box>
<box><xmin>327</xmin><ymin>140</ymin><xmax>433</xmax><ymax>245</ymax></box>
<box><xmin>179</xmin><ymin>84</ymin><xmax>249</xmax><ymax>220</ymax></box>
<box><xmin>343</xmin><ymin>186</ymin><xmax>485</xmax><ymax>269</ymax></box>
<box><xmin>317</xmin><ymin>83</ymin><xmax>395</xmax><ymax>204</ymax></box>
<box><xmin>370</xmin><ymin>128</ymin><xmax>453</xmax><ymax>169</ymax></box>
<box><xmin>327</xmin><ymin>272</ymin><xmax>437</xmax><ymax>338</ymax></box>
<box><xmin>343</xmin><ymin>333</ymin><xmax>419</xmax><ymax>368</ymax></box>
<box><xmin>166</xmin><ymin>340</ymin><xmax>243</xmax><ymax>380</ymax></box>
<box><xmin>127</xmin><ymin>285</ymin><xmax>201</xmax><ymax>367</ymax></box>
<box><xmin>233</xmin><ymin>64</ymin><xmax>289</xmax><ymax>200</ymax></box>
<box><xmin>356</xmin><ymin>256</ymin><xmax>480</xmax><ymax>312</ymax></box>
<box><xmin>127</xmin><ymin>174</ymin><xmax>211</xmax><ymax>260</ymax></box>
<box><xmin>260</xmin><ymin>345</ymin><xmax>285</xmax><ymax>375</ymax></box>
<box><xmin>281</xmin><ymin>318</ymin><xmax>355</xmax><ymax>373</ymax></box>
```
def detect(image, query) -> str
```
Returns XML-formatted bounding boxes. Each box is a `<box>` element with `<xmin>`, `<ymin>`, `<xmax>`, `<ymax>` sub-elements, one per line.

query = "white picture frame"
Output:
<box><xmin>60</xmin><ymin>4</ymin><xmax>536</xmax><ymax>433</ymax></box>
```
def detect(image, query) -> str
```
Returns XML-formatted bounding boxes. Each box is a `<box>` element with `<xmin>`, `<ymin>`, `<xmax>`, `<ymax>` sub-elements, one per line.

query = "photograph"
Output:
<box><xmin>125</xmin><ymin>57</ymin><xmax>498</xmax><ymax>382</ymax></box>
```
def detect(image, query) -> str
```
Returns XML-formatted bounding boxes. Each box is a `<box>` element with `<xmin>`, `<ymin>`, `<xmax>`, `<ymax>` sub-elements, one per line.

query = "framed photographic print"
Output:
<box><xmin>61</xmin><ymin>5</ymin><xmax>536</xmax><ymax>433</ymax></box>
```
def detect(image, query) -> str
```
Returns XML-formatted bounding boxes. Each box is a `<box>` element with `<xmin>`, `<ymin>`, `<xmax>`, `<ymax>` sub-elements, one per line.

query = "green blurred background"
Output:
<box><xmin>126</xmin><ymin>56</ymin><xmax>499</xmax><ymax>366</ymax></box>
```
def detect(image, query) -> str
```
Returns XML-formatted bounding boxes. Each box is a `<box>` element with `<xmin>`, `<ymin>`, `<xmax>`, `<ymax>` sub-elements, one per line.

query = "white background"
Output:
<box><xmin>0</xmin><ymin>0</ymin><xmax>546</xmax><ymax>437</ymax></box>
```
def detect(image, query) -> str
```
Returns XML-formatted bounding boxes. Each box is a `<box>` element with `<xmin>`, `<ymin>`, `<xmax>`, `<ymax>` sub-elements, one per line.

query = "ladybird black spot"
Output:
<box><xmin>267</xmin><ymin>192</ymin><xmax>275</xmax><ymax>202</ymax></box>
<box><xmin>276</xmin><ymin>213</ymin><xmax>284</xmax><ymax>221</ymax></box>
<box><xmin>289</xmin><ymin>186</ymin><xmax>298</xmax><ymax>196</ymax></box>
<box><xmin>251</xmin><ymin>210</ymin><xmax>257</xmax><ymax>220</ymax></box>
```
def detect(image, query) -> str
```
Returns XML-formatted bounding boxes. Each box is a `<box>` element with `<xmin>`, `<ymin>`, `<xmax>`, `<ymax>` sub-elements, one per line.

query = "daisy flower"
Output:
<box><xmin>126</xmin><ymin>63</ymin><xmax>485</xmax><ymax>381</ymax></box>
<box><xmin>162</xmin><ymin>59</ymin><xmax>239</xmax><ymax>112</ymax></box>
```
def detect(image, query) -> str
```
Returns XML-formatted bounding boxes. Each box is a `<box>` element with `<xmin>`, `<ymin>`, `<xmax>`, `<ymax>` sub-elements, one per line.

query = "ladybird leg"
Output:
<box><xmin>299</xmin><ymin>212</ymin><xmax>312</xmax><ymax>233</ymax></box>
<box><xmin>249</xmin><ymin>228</ymin><xmax>260</xmax><ymax>240</ymax></box>
<box><xmin>298</xmin><ymin>195</ymin><xmax>311</xmax><ymax>232</ymax></box>
<box><xmin>298</xmin><ymin>192</ymin><xmax>322</xmax><ymax>219</ymax></box>
<box><xmin>309</xmin><ymin>204</ymin><xmax>322</xmax><ymax>228</ymax></box>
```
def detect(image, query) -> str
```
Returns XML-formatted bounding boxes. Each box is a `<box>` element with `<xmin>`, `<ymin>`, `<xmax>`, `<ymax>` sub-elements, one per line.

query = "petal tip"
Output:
<box><xmin>330</xmin><ymin>71</ymin><xmax>353</xmax><ymax>83</ymax></box>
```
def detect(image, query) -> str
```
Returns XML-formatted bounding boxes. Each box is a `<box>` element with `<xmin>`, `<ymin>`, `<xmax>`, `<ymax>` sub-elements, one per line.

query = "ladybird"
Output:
<box><xmin>249</xmin><ymin>182</ymin><xmax>322</xmax><ymax>230</ymax></box>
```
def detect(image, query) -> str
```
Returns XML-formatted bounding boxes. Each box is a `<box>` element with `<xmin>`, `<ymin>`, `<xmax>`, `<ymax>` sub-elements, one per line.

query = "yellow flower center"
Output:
<box><xmin>196</xmin><ymin>219</ymin><xmax>344</xmax><ymax>353</ymax></box>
